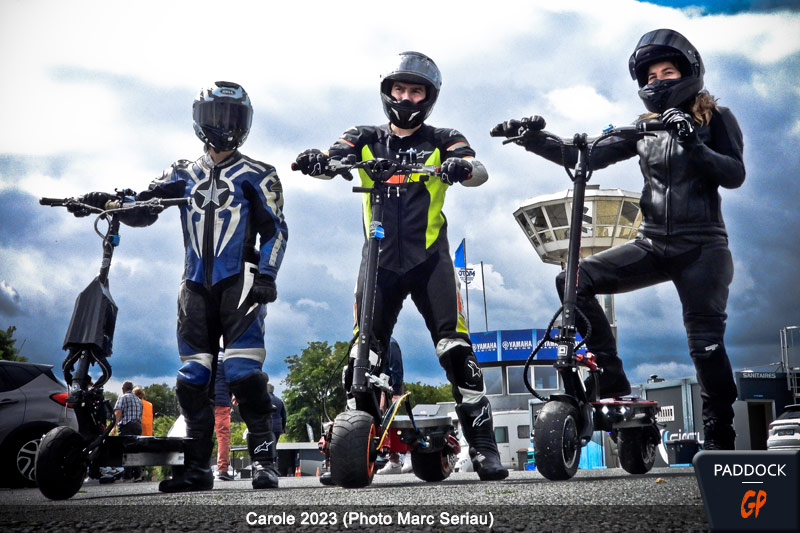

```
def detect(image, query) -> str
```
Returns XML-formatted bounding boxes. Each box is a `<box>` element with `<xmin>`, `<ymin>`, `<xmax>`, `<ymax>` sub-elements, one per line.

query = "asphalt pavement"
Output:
<box><xmin>0</xmin><ymin>467</ymin><xmax>709</xmax><ymax>532</ymax></box>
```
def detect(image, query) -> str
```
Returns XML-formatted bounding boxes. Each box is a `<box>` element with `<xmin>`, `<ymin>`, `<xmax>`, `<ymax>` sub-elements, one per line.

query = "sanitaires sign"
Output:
<box><xmin>693</xmin><ymin>450</ymin><xmax>800</xmax><ymax>531</ymax></box>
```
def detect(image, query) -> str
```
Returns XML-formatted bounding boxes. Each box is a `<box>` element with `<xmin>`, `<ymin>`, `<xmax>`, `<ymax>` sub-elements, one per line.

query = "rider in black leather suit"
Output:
<box><xmin>494</xmin><ymin>29</ymin><xmax>744</xmax><ymax>450</ymax></box>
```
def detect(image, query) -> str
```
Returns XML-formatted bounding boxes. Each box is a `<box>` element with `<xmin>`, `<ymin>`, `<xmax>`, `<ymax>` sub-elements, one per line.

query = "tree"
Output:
<box><xmin>144</xmin><ymin>383</ymin><xmax>179</xmax><ymax>418</ymax></box>
<box><xmin>282</xmin><ymin>341</ymin><xmax>348</xmax><ymax>442</ymax></box>
<box><xmin>0</xmin><ymin>326</ymin><xmax>26</xmax><ymax>362</ymax></box>
<box><xmin>405</xmin><ymin>381</ymin><xmax>454</xmax><ymax>406</ymax></box>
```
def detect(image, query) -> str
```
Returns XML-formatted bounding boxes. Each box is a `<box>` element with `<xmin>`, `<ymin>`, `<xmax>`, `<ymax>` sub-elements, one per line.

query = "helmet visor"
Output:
<box><xmin>194</xmin><ymin>100</ymin><xmax>252</xmax><ymax>132</ymax></box>
<box><xmin>386</xmin><ymin>51</ymin><xmax>442</xmax><ymax>91</ymax></box>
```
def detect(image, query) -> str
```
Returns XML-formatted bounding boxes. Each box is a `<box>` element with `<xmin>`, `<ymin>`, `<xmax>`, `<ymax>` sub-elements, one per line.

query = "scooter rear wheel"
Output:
<box><xmin>330</xmin><ymin>410</ymin><xmax>378</xmax><ymax>488</ymax></box>
<box><xmin>617</xmin><ymin>425</ymin><xmax>659</xmax><ymax>475</ymax></box>
<box><xmin>35</xmin><ymin>426</ymin><xmax>87</xmax><ymax>500</ymax></box>
<box><xmin>411</xmin><ymin>448</ymin><xmax>453</xmax><ymax>482</ymax></box>
<box><xmin>533</xmin><ymin>401</ymin><xmax>581</xmax><ymax>481</ymax></box>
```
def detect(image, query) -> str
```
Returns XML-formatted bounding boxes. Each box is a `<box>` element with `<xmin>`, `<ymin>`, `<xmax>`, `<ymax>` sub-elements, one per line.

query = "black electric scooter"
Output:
<box><xmin>293</xmin><ymin>152</ymin><xmax>460</xmax><ymax>488</ymax></box>
<box><xmin>492</xmin><ymin>122</ymin><xmax>664</xmax><ymax>481</ymax></box>
<box><xmin>34</xmin><ymin>192</ymin><xmax>190</xmax><ymax>499</ymax></box>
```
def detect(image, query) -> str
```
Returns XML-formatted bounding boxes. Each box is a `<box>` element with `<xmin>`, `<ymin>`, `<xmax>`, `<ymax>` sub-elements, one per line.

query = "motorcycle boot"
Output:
<box><xmin>585</xmin><ymin>352</ymin><xmax>631</xmax><ymax>399</ymax></box>
<box><xmin>456</xmin><ymin>397</ymin><xmax>509</xmax><ymax>481</ymax></box>
<box><xmin>248</xmin><ymin>431</ymin><xmax>279</xmax><ymax>489</ymax></box>
<box><xmin>702</xmin><ymin>419</ymin><xmax>736</xmax><ymax>450</ymax></box>
<box><xmin>159</xmin><ymin>382</ymin><xmax>214</xmax><ymax>493</ymax></box>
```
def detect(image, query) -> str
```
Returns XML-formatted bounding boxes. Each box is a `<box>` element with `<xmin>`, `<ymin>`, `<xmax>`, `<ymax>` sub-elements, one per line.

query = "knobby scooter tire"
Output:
<box><xmin>35</xmin><ymin>426</ymin><xmax>87</xmax><ymax>500</ymax></box>
<box><xmin>410</xmin><ymin>448</ymin><xmax>453</xmax><ymax>483</ymax></box>
<box><xmin>330</xmin><ymin>410</ymin><xmax>377</xmax><ymax>488</ymax></box>
<box><xmin>617</xmin><ymin>426</ymin><xmax>659</xmax><ymax>475</ymax></box>
<box><xmin>533</xmin><ymin>401</ymin><xmax>581</xmax><ymax>481</ymax></box>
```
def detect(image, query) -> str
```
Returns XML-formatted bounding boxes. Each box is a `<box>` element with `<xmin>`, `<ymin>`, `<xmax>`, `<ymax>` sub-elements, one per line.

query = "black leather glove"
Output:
<box><xmin>440</xmin><ymin>158</ymin><xmax>473</xmax><ymax>185</ymax></box>
<box><xmin>67</xmin><ymin>191</ymin><xmax>115</xmax><ymax>217</ymax></box>
<box><xmin>294</xmin><ymin>149</ymin><xmax>330</xmax><ymax>176</ymax></box>
<box><xmin>490</xmin><ymin>115</ymin><xmax>546</xmax><ymax>138</ymax></box>
<box><xmin>251</xmin><ymin>274</ymin><xmax>277</xmax><ymax>304</ymax></box>
<box><xmin>660</xmin><ymin>108</ymin><xmax>697</xmax><ymax>143</ymax></box>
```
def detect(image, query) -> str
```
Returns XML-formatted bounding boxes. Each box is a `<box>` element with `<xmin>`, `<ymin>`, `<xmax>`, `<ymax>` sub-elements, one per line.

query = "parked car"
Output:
<box><xmin>767</xmin><ymin>404</ymin><xmax>800</xmax><ymax>451</ymax></box>
<box><xmin>0</xmin><ymin>360</ymin><xmax>78</xmax><ymax>487</ymax></box>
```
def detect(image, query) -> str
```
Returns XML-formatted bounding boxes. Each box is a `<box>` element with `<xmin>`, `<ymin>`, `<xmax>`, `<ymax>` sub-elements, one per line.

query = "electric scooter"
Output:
<box><xmin>491</xmin><ymin>121</ymin><xmax>664</xmax><ymax>481</ymax></box>
<box><xmin>34</xmin><ymin>192</ymin><xmax>190</xmax><ymax>499</ymax></box>
<box><xmin>292</xmin><ymin>152</ymin><xmax>460</xmax><ymax>488</ymax></box>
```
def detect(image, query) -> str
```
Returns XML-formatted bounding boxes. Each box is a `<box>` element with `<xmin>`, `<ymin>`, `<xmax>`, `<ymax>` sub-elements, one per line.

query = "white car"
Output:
<box><xmin>767</xmin><ymin>404</ymin><xmax>800</xmax><ymax>451</ymax></box>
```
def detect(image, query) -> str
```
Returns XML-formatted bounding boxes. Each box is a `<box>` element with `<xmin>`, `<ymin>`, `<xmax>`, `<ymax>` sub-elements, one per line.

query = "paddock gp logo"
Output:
<box><xmin>693</xmin><ymin>450</ymin><xmax>799</xmax><ymax>531</ymax></box>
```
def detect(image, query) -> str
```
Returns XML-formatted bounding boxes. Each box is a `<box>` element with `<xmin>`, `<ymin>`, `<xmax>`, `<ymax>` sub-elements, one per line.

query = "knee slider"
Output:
<box><xmin>689</xmin><ymin>340</ymin><xmax>726</xmax><ymax>362</ymax></box>
<box><xmin>437</xmin><ymin>340</ymin><xmax>485</xmax><ymax>404</ymax></box>
<box><xmin>229</xmin><ymin>371</ymin><xmax>273</xmax><ymax>418</ymax></box>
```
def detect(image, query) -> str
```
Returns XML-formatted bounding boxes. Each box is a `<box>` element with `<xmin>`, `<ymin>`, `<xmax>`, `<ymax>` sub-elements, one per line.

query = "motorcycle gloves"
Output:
<box><xmin>67</xmin><ymin>191</ymin><xmax>116</xmax><ymax>217</ymax></box>
<box><xmin>251</xmin><ymin>274</ymin><xmax>277</xmax><ymax>304</ymax></box>
<box><xmin>440</xmin><ymin>157</ymin><xmax>473</xmax><ymax>185</ymax></box>
<box><xmin>490</xmin><ymin>115</ymin><xmax>546</xmax><ymax>139</ymax></box>
<box><xmin>661</xmin><ymin>108</ymin><xmax>697</xmax><ymax>143</ymax></box>
<box><xmin>294</xmin><ymin>149</ymin><xmax>330</xmax><ymax>176</ymax></box>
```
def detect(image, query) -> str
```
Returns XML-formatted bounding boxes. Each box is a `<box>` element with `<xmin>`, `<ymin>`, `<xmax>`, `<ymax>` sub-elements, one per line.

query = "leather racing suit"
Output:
<box><xmin>136</xmin><ymin>149</ymin><xmax>288</xmax><ymax>473</ymax></box>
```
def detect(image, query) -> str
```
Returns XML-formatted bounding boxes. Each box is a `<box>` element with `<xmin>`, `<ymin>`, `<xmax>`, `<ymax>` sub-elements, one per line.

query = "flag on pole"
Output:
<box><xmin>453</xmin><ymin>239</ymin><xmax>475</xmax><ymax>285</ymax></box>
<box><xmin>454</xmin><ymin>239</ymin><xmax>466</xmax><ymax>268</ymax></box>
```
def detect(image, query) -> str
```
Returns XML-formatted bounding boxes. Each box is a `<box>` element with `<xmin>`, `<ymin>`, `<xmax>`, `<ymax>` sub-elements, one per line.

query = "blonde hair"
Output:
<box><xmin>640</xmin><ymin>90</ymin><xmax>718</xmax><ymax>127</ymax></box>
<box><xmin>132</xmin><ymin>386</ymin><xmax>144</xmax><ymax>399</ymax></box>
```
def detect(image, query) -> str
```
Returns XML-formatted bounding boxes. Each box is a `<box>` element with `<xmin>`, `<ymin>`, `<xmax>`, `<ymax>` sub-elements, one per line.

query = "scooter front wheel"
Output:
<box><xmin>35</xmin><ymin>426</ymin><xmax>87</xmax><ymax>500</ymax></box>
<box><xmin>617</xmin><ymin>425</ymin><xmax>659</xmax><ymax>475</ymax></box>
<box><xmin>533</xmin><ymin>401</ymin><xmax>581</xmax><ymax>481</ymax></box>
<box><xmin>330</xmin><ymin>410</ymin><xmax>378</xmax><ymax>488</ymax></box>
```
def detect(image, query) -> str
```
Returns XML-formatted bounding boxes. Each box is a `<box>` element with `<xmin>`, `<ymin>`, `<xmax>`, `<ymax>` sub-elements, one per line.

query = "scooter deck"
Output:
<box><xmin>92</xmin><ymin>435</ymin><xmax>187</xmax><ymax>467</ymax></box>
<box><xmin>592</xmin><ymin>398</ymin><xmax>659</xmax><ymax>431</ymax></box>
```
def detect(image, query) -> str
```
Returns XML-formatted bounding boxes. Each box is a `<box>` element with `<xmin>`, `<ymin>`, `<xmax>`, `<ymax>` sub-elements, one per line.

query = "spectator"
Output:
<box><xmin>267</xmin><ymin>383</ymin><xmax>286</xmax><ymax>443</ymax></box>
<box><xmin>215</xmin><ymin>360</ymin><xmax>234</xmax><ymax>481</ymax></box>
<box><xmin>132</xmin><ymin>386</ymin><xmax>153</xmax><ymax>437</ymax></box>
<box><xmin>114</xmin><ymin>380</ymin><xmax>143</xmax><ymax>481</ymax></box>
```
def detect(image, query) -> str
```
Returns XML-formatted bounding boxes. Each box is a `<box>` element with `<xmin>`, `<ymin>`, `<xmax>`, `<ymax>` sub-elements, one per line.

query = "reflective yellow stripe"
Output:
<box><xmin>359</xmin><ymin>145</ymin><xmax>375</xmax><ymax>232</ymax></box>
<box><xmin>424</xmin><ymin>148</ymin><xmax>444</xmax><ymax>248</ymax></box>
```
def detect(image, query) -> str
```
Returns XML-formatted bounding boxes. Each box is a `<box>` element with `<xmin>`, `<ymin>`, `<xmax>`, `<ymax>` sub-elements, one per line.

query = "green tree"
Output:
<box><xmin>282</xmin><ymin>341</ymin><xmax>348</xmax><ymax>442</ymax></box>
<box><xmin>144</xmin><ymin>383</ymin><xmax>179</xmax><ymax>418</ymax></box>
<box><xmin>0</xmin><ymin>326</ymin><xmax>26</xmax><ymax>362</ymax></box>
<box><xmin>405</xmin><ymin>381</ymin><xmax>454</xmax><ymax>406</ymax></box>
<box><xmin>104</xmin><ymin>391</ymin><xmax>118</xmax><ymax>407</ymax></box>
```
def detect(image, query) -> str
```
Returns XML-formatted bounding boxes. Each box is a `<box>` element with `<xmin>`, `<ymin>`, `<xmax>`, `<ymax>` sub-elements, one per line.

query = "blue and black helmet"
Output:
<box><xmin>192</xmin><ymin>81</ymin><xmax>253</xmax><ymax>151</ymax></box>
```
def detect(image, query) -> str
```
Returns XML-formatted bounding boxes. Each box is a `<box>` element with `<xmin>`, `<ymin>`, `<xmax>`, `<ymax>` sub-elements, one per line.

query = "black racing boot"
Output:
<box><xmin>248</xmin><ymin>431</ymin><xmax>279</xmax><ymax>489</ymax></box>
<box><xmin>456</xmin><ymin>398</ymin><xmax>509</xmax><ymax>481</ymax></box>
<box><xmin>159</xmin><ymin>380</ymin><xmax>214</xmax><ymax>493</ymax></box>
<box><xmin>158</xmin><ymin>435</ymin><xmax>214</xmax><ymax>492</ymax></box>
<box><xmin>703</xmin><ymin>420</ymin><xmax>736</xmax><ymax>450</ymax></box>
<box><xmin>585</xmin><ymin>352</ymin><xmax>631</xmax><ymax>399</ymax></box>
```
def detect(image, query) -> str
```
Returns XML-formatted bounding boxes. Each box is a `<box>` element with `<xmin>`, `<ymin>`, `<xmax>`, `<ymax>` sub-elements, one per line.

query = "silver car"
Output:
<box><xmin>0</xmin><ymin>360</ymin><xmax>78</xmax><ymax>487</ymax></box>
<box><xmin>767</xmin><ymin>404</ymin><xmax>800</xmax><ymax>451</ymax></box>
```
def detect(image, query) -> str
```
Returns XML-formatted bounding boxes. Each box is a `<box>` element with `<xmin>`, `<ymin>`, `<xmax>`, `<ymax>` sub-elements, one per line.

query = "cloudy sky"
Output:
<box><xmin>1</xmin><ymin>0</ymin><xmax>799</xmax><ymax>396</ymax></box>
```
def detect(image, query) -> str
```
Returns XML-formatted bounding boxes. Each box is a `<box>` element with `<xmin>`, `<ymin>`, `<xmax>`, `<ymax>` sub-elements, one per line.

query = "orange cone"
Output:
<box><xmin>295</xmin><ymin>464</ymin><xmax>302</xmax><ymax>477</ymax></box>
<box><xmin>315</xmin><ymin>466</ymin><xmax>320</xmax><ymax>477</ymax></box>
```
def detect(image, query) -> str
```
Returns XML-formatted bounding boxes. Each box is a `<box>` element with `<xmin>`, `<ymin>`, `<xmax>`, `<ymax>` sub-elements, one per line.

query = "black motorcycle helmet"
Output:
<box><xmin>192</xmin><ymin>81</ymin><xmax>253</xmax><ymax>151</ymax></box>
<box><xmin>380</xmin><ymin>51</ymin><xmax>442</xmax><ymax>129</ymax></box>
<box><xmin>628</xmin><ymin>29</ymin><xmax>704</xmax><ymax>113</ymax></box>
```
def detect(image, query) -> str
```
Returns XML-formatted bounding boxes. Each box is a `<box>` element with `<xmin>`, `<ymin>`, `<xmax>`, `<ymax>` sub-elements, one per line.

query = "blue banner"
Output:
<box><xmin>499</xmin><ymin>329</ymin><xmax>535</xmax><ymax>361</ymax></box>
<box><xmin>471</xmin><ymin>331</ymin><xmax>498</xmax><ymax>363</ymax></box>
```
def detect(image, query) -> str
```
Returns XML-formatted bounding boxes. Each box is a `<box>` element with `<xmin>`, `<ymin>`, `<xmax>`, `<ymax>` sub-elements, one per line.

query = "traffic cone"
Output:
<box><xmin>315</xmin><ymin>466</ymin><xmax>320</xmax><ymax>477</ymax></box>
<box><xmin>295</xmin><ymin>464</ymin><xmax>302</xmax><ymax>477</ymax></box>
